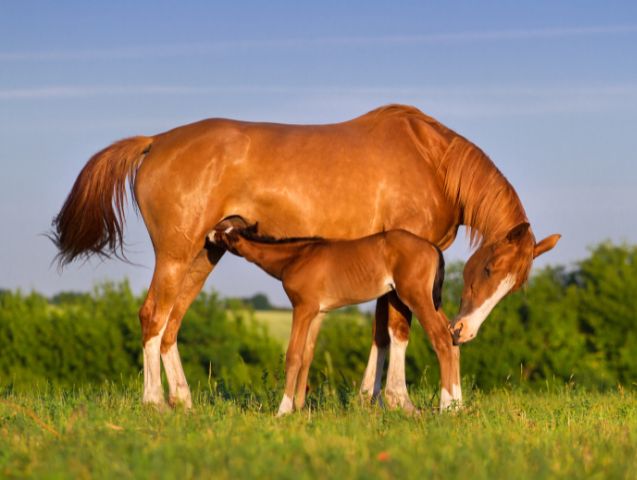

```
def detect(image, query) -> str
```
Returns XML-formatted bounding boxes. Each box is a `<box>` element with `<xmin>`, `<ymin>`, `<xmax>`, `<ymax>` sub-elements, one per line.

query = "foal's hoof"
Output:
<box><xmin>276</xmin><ymin>407</ymin><xmax>294</xmax><ymax>418</ymax></box>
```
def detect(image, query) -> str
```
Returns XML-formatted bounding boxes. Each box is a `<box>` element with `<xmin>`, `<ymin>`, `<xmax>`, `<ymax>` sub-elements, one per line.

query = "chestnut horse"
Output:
<box><xmin>209</xmin><ymin>221</ymin><xmax>445</xmax><ymax>416</ymax></box>
<box><xmin>52</xmin><ymin>104</ymin><xmax>560</xmax><ymax>410</ymax></box>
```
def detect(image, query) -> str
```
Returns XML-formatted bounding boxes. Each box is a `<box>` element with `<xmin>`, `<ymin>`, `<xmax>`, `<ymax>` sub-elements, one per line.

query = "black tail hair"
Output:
<box><xmin>432</xmin><ymin>246</ymin><xmax>445</xmax><ymax>310</ymax></box>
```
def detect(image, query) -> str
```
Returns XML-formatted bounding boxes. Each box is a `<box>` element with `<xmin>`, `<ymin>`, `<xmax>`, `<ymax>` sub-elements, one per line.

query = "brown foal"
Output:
<box><xmin>210</xmin><ymin>221</ymin><xmax>445</xmax><ymax>416</ymax></box>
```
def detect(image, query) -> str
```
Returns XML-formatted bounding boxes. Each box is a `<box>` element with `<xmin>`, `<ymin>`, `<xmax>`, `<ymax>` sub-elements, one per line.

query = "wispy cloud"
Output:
<box><xmin>2</xmin><ymin>84</ymin><xmax>637</xmax><ymax>100</ymax></box>
<box><xmin>1</xmin><ymin>25</ymin><xmax>636</xmax><ymax>61</ymax></box>
<box><xmin>2</xmin><ymin>84</ymin><xmax>636</xmax><ymax>119</ymax></box>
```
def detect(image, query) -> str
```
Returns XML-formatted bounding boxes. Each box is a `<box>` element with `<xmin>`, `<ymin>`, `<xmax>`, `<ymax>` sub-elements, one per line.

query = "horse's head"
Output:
<box><xmin>449</xmin><ymin>222</ymin><xmax>560</xmax><ymax>345</ymax></box>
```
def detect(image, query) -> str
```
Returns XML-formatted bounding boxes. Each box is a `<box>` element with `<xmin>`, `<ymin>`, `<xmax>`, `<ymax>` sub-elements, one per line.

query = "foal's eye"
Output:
<box><xmin>484</xmin><ymin>266</ymin><xmax>491</xmax><ymax>277</ymax></box>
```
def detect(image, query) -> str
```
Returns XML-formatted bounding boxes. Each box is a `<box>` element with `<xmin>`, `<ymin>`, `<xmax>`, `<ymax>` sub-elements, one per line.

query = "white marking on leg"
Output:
<box><xmin>143</xmin><ymin>320</ymin><xmax>168</xmax><ymax>405</ymax></box>
<box><xmin>459</xmin><ymin>275</ymin><xmax>516</xmax><ymax>339</ymax></box>
<box><xmin>373</xmin><ymin>346</ymin><xmax>387</xmax><ymax>402</ymax></box>
<box><xmin>360</xmin><ymin>344</ymin><xmax>378</xmax><ymax>397</ymax></box>
<box><xmin>452</xmin><ymin>383</ymin><xmax>462</xmax><ymax>404</ymax></box>
<box><xmin>161</xmin><ymin>342</ymin><xmax>192</xmax><ymax>408</ymax></box>
<box><xmin>277</xmin><ymin>394</ymin><xmax>294</xmax><ymax>417</ymax></box>
<box><xmin>440</xmin><ymin>383</ymin><xmax>463</xmax><ymax>411</ymax></box>
<box><xmin>440</xmin><ymin>387</ymin><xmax>453</xmax><ymax>410</ymax></box>
<box><xmin>385</xmin><ymin>327</ymin><xmax>414</xmax><ymax>411</ymax></box>
<box><xmin>361</xmin><ymin>343</ymin><xmax>387</xmax><ymax>403</ymax></box>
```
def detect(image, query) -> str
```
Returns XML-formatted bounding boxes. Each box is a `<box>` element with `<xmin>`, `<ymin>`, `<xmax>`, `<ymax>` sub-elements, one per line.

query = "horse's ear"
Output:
<box><xmin>506</xmin><ymin>222</ymin><xmax>530</xmax><ymax>243</ymax></box>
<box><xmin>534</xmin><ymin>234</ymin><xmax>561</xmax><ymax>258</ymax></box>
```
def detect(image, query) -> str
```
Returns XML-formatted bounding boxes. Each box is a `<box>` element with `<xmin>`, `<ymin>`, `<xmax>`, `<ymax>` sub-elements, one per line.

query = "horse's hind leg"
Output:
<box><xmin>160</xmin><ymin>246</ymin><xmax>225</xmax><ymax>408</ymax></box>
<box><xmin>294</xmin><ymin>312</ymin><xmax>325</xmax><ymax>410</ymax></box>
<box><xmin>139</xmin><ymin>255</ymin><xmax>192</xmax><ymax>406</ymax></box>
<box><xmin>360</xmin><ymin>295</ymin><xmax>390</xmax><ymax>404</ymax></box>
<box><xmin>384</xmin><ymin>293</ymin><xmax>416</xmax><ymax>413</ymax></box>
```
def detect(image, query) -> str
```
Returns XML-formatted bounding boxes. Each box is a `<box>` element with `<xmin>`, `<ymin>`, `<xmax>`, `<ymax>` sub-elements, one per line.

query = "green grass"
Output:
<box><xmin>2</xmin><ymin>384</ymin><xmax>636</xmax><ymax>479</ymax></box>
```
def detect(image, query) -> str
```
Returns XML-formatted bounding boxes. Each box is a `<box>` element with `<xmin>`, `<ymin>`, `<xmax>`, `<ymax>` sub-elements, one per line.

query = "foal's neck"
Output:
<box><xmin>230</xmin><ymin>236</ymin><xmax>315</xmax><ymax>279</ymax></box>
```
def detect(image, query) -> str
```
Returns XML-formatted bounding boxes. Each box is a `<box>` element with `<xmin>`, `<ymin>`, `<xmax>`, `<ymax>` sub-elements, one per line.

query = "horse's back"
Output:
<box><xmin>133</xmin><ymin>106</ymin><xmax>460</xmax><ymax>251</ymax></box>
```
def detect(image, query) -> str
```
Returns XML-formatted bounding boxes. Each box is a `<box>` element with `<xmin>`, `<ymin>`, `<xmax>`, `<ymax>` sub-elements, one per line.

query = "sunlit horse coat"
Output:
<box><xmin>52</xmin><ymin>104</ymin><xmax>560</xmax><ymax>410</ymax></box>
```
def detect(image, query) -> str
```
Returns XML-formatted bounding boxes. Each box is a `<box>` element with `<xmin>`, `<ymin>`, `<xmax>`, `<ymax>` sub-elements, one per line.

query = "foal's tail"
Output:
<box><xmin>432</xmin><ymin>246</ymin><xmax>445</xmax><ymax>310</ymax></box>
<box><xmin>51</xmin><ymin>136</ymin><xmax>153</xmax><ymax>266</ymax></box>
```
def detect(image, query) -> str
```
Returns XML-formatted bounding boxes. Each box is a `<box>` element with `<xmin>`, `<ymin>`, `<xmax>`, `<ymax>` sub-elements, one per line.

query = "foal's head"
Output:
<box><xmin>450</xmin><ymin>222</ymin><xmax>560</xmax><ymax>345</ymax></box>
<box><xmin>208</xmin><ymin>218</ymin><xmax>257</xmax><ymax>253</ymax></box>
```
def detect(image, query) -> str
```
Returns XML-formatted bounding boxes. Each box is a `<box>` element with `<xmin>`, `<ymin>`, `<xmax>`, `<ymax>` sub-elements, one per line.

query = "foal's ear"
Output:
<box><xmin>533</xmin><ymin>234</ymin><xmax>561</xmax><ymax>258</ymax></box>
<box><xmin>506</xmin><ymin>222</ymin><xmax>530</xmax><ymax>243</ymax></box>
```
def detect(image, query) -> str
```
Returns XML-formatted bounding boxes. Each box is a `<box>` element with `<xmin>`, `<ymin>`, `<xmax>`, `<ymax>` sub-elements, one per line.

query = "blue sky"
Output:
<box><xmin>1</xmin><ymin>1</ymin><xmax>636</xmax><ymax>305</ymax></box>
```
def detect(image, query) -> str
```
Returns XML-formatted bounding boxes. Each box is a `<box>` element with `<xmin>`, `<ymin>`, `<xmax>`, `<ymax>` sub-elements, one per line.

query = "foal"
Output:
<box><xmin>210</xmin><ymin>221</ymin><xmax>445</xmax><ymax>416</ymax></box>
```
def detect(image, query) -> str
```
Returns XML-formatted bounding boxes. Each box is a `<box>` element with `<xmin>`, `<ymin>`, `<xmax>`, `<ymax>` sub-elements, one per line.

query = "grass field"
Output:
<box><xmin>2</xmin><ymin>384</ymin><xmax>636</xmax><ymax>479</ymax></box>
<box><xmin>246</xmin><ymin>309</ymin><xmax>368</xmax><ymax>346</ymax></box>
<box><xmin>252</xmin><ymin>309</ymin><xmax>293</xmax><ymax>345</ymax></box>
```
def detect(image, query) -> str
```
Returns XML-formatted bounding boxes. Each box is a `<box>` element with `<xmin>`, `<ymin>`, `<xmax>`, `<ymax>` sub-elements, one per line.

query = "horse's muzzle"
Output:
<box><xmin>449</xmin><ymin>320</ymin><xmax>475</xmax><ymax>346</ymax></box>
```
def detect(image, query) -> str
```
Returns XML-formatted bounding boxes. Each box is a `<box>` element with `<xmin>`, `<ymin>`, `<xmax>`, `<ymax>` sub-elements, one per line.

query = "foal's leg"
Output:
<box><xmin>384</xmin><ymin>294</ymin><xmax>416</xmax><ymax>413</ymax></box>
<box><xmin>360</xmin><ymin>295</ymin><xmax>390</xmax><ymax>403</ymax></box>
<box><xmin>425</xmin><ymin>310</ymin><xmax>461</xmax><ymax>410</ymax></box>
<box><xmin>160</xmin><ymin>246</ymin><xmax>225</xmax><ymax>408</ymax></box>
<box><xmin>277</xmin><ymin>304</ymin><xmax>318</xmax><ymax>416</ymax></box>
<box><xmin>139</xmin><ymin>255</ymin><xmax>192</xmax><ymax>406</ymax></box>
<box><xmin>294</xmin><ymin>312</ymin><xmax>325</xmax><ymax>410</ymax></box>
<box><xmin>400</xmin><ymin>295</ymin><xmax>461</xmax><ymax>411</ymax></box>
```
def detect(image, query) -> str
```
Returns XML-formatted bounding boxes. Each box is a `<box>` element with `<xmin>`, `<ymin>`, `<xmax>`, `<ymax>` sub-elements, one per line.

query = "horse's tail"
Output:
<box><xmin>432</xmin><ymin>245</ymin><xmax>445</xmax><ymax>310</ymax></box>
<box><xmin>51</xmin><ymin>136</ymin><xmax>153</xmax><ymax>266</ymax></box>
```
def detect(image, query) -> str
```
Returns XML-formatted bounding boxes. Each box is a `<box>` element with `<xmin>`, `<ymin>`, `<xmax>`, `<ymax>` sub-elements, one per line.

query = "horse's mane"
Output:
<box><xmin>365</xmin><ymin>105</ymin><xmax>530</xmax><ymax>247</ymax></box>
<box><xmin>236</xmin><ymin>225</ymin><xmax>326</xmax><ymax>245</ymax></box>
<box><xmin>442</xmin><ymin>137</ymin><xmax>528</xmax><ymax>247</ymax></box>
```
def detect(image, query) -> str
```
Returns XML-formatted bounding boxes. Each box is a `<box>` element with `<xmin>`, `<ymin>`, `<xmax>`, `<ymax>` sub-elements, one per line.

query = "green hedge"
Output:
<box><xmin>0</xmin><ymin>242</ymin><xmax>635</xmax><ymax>393</ymax></box>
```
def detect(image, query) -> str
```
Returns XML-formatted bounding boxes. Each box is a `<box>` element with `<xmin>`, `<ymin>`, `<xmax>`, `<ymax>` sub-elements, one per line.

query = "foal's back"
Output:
<box><xmin>282</xmin><ymin>230</ymin><xmax>441</xmax><ymax>311</ymax></box>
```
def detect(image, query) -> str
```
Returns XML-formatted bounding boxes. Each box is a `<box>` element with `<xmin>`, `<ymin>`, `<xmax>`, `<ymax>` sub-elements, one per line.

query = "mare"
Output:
<box><xmin>51</xmin><ymin>104</ymin><xmax>560</xmax><ymax>410</ymax></box>
<box><xmin>209</xmin><ymin>221</ymin><xmax>445</xmax><ymax>416</ymax></box>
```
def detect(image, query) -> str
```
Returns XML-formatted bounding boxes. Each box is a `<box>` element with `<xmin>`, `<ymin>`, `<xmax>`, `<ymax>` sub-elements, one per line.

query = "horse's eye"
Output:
<box><xmin>484</xmin><ymin>266</ymin><xmax>491</xmax><ymax>277</ymax></box>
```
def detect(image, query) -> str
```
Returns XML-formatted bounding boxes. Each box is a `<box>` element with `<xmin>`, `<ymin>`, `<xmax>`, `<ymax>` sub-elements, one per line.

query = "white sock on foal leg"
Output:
<box><xmin>440</xmin><ymin>383</ymin><xmax>463</xmax><ymax>411</ymax></box>
<box><xmin>277</xmin><ymin>394</ymin><xmax>294</xmax><ymax>417</ymax></box>
<box><xmin>161</xmin><ymin>342</ymin><xmax>192</xmax><ymax>408</ymax></box>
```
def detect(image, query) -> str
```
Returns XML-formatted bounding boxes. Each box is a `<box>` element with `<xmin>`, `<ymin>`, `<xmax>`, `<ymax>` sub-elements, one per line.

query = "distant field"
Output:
<box><xmin>2</xmin><ymin>385</ymin><xmax>636</xmax><ymax>479</ymax></box>
<box><xmin>245</xmin><ymin>309</ymin><xmax>368</xmax><ymax>346</ymax></box>
<box><xmin>253</xmin><ymin>309</ymin><xmax>292</xmax><ymax>345</ymax></box>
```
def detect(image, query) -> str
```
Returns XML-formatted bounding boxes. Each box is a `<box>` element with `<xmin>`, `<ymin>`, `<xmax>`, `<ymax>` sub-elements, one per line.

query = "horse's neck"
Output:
<box><xmin>232</xmin><ymin>237</ymin><xmax>306</xmax><ymax>279</ymax></box>
<box><xmin>442</xmin><ymin>137</ymin><xmax>528</xmax><ymax>245</ymax></box>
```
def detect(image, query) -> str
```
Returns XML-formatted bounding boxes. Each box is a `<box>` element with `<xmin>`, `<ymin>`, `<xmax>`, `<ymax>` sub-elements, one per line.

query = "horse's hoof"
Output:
<box><xmin>168</xmin><ymin>396</ymin><xmax>193</xmax><ymax>411</ymax></box>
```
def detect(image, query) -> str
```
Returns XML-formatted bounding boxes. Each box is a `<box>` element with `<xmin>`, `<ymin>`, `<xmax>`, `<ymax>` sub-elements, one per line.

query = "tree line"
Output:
<box><xmin>0</xmin><ymin>242</ymin><xmax>635</xmax><ymax>394</ymax></box>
